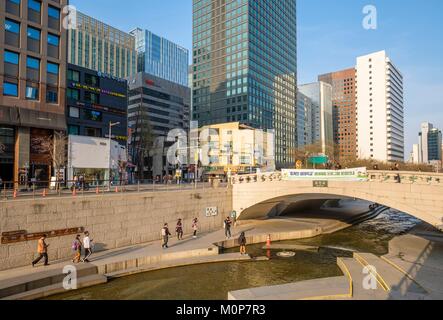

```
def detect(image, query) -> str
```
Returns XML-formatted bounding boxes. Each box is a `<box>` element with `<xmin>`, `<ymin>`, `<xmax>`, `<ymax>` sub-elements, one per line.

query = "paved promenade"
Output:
<box><xmin>0</xmin><ymin>199</ymin><xmax>372</xmax><ymax>300</ymax></box>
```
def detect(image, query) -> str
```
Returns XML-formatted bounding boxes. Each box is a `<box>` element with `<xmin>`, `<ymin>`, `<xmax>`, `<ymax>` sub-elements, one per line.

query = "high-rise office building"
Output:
<box><xmin>428</xmin><ymin>128</ymin><xmax>442</xmax><ymax>162</ymax></box>
<box><xmin>68</xmin><ymin>11</ymin><xmax>136</xmax><ymax>79</ymax></box>
<box><xmin>192</xmin><ymin>0</ymin><xmax>297</xmax><ymax>168</ymax></box>
<box><xmin>418</xmin><ymin>122</ymin><xmax>433</xmax><ymax>163</ymax></box>
<box><xmin>296</xmin><ymin>90</ymin><xmax>315</xmax><ymax>148</ymax></box>
<box><xmin>298</xmin><ymin>82</ymin><xmax>333</xmax><ymax>155</ymax></box>
<box><xmin>319</xmin><ymin>68</ymin><xmax>357</xmax><ymax>161</ymax></box>
<box><xmin>127</xmin><ymin>72</ymin><xmax>190</xmax><ymax>178</ymax></box>
<box><xmin>1</xmin><ymin>0</ymin><xmax>68</xmax><ymax>183</ymax></box>
<box><xmin>66</xmin><ymin>64</ymin><xmax>128</xmax><ymax>146</ymax></box>
<box><xmin>356</xmin><ymin>51</ymin><xmax>404</xmax><ymax>162</ymax></box>
<box><xmin>130</xmin><ymin>28</ymin><xmax>189</xmax><ymax>86</ymax></box>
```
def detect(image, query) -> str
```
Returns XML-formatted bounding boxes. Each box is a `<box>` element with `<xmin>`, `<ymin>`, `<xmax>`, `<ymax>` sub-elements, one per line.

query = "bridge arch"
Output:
<box><xmin>232</xmin><ymin>173</ymin><xmax>443</xmax><ymax>231</ymax></box>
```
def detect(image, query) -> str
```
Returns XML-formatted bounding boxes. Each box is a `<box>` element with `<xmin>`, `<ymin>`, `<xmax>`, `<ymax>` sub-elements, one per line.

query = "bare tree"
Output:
<box><xmin>132</xmin><ymin>106</ymin><xmax>154</xmax><ymax>180</ymax></box>
<box><xmin>31</xmin><ymin>131</ymin><xmax>67</xmax><ymax>188</ymax></box>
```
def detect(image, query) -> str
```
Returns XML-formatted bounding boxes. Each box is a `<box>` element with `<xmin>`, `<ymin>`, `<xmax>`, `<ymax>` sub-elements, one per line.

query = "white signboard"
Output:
<box><xmin>282</xmin><ymin>167</ymin><xmax>368</xmax><ymax>182</ymax></box>
<box><xmin>205</xmin><ymin>207</ymin><xmax>218</xmax><ymax>217</ymax></box>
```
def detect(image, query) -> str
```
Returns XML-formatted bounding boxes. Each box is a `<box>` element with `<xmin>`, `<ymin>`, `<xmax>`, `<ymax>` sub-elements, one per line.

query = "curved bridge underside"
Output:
<box><xmin>232</xmin><ymin>180</ymin><xmax>443</xmax><ymax>231</ymax></box>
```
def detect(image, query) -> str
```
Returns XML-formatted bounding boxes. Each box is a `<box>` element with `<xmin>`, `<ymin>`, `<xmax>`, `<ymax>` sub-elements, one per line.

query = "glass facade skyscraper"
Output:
<box><xmin>130</xmin><ymin>28</ymin><xmax>189</xmax><ymax>86</ymax></box>
<box><xmin>192</xmin><ymin>0</ymin><xmax>297</xmax><ymax>168</ymax></box>
<box><xmin>68</xmin><ymin>11</ymin><xmax>136</xmax><ymax>79</ymax></box>
<box><xmin>428</xmin><ymin>128</ymin><xmax>442</xmax><ymax>161</ymax></box>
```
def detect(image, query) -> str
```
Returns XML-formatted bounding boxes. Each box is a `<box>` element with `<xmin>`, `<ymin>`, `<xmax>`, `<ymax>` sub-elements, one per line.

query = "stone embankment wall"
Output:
<box><xmin>0</xmin><ymin>189</ymin><xmax>232</xmax><ymax>271</ymax></box>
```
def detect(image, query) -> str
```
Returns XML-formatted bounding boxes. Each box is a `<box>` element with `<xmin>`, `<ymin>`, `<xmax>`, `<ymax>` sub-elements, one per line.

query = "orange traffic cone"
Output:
<box><xmin>115</xmin><ymin>186</ymin><xmax>119</xmax><ymax>193</ymax></box>
<box><xmin>13</xmin><ymin>189</ymin><xmax>17</xmax><ymax>199</ymax></box>
<box><xmin>42</xmin><ymin>188</ymin><xmax>47</xmax><ymax>197</ymax></box>
<box><xmin>72</xmin><ymin>187</ymin><xmax>77</xmax><ymax>197</ymax></box>
<box><xmin>96</xmin><ymin>186</ymin><xmax>99</xmax><ymax>194</ymax></box>
<box><xmin>266</xmin><ymin>234</ymin><xmax>271</xmax><ymax>248</ymax></box>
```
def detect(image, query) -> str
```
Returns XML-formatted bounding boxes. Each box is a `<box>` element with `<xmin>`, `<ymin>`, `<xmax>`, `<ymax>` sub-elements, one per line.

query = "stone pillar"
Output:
<box><xmin>14</xmin><ymin>127</ymin><xmax>30</xmax><ymax>187</ymax></box>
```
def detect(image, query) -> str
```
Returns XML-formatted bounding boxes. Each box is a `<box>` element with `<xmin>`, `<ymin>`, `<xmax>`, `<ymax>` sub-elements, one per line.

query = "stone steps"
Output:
<box><xmin>228</xmin><ymin>276</ymin><xmax>351</xmax><ymax>300</ymax></box>
<box><xmin>1</xmin><ymin>274</ymin><xmax>107</xmax><ymax>300</ymax></box>
<box><xmin>354</xmin><ymin>253</ymin><xmax>428</xmax><ymax>300</ymax></box>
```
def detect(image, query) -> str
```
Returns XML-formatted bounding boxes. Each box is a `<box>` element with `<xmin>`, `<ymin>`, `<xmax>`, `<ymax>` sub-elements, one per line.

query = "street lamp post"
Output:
<box><xmin>108</xmin><ymin>121</ymin><xmax>120</xmax><ymax>189</ymax></box>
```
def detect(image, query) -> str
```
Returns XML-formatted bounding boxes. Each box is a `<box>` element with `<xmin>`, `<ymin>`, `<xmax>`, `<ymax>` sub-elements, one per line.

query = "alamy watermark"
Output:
<box><xmin>362</xmin><ymin>265</ymin><xmax>378</xmax><ymax>290</ymax></box>
<box><xmin>62</xmin><ymin>5</ymin><xmax>77</xmax><ymax>30</ymax></box>
<box><xmin>62</xmin><ymin>265</ymin><xmax>78</xmax><ymax>290</ymax></box>
<box><xmin>362</xmin><ymin>5</ymin><xmax>377</xmax><ymax>30</ymax></box>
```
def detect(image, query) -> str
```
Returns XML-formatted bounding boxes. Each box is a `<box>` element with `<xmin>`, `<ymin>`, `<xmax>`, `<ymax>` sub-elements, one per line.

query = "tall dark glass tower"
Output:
<box><xmin>192</xmin><ymin>0</ymin><xmax>297</xmax><ymax>168</ymax></box>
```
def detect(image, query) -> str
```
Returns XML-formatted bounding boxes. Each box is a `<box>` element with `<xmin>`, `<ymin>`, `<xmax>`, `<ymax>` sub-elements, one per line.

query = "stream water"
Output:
<box><xmin>48</xmin><ymin>209</ymin><xmax>420</xmax><ymax>300</ymax></box>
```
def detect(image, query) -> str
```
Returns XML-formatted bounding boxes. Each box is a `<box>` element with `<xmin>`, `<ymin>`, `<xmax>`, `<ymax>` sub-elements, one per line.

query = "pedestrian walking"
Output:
<box><xmin>176</xmin><ymin>219</ymin><xmax>184</xmax><ymax>240</ymax></box>
<box><xmin>192</xmin><ymin>218</ymin><xmax>199</xmax><ymax>239</ymax></box>
<box><xmin>82</xmin><ymin>231</ymin><xmax>93</xmax><ymax>262</ymax></box>
<box><xmin>161</xmin><ymin>223</ymin><xmax>171</xmax><ymax>248</ymax></box>
<box><xmin>224</xmin><ymin>216</ymin><xmax>232</xmax><ymax>239</ymax></box>
<box><xmin>238</xmin><ymin>232</ymin><xmax>247</xmax><ymax>255</ymax></box>
<box><xmin>32</xmin><ymin>234</ymin><xmax>49</xmax><ymax>267</ymax></box>
<box><xmin>71</xmin><ymin>234</ymin><xmax>82</xmax><ymax>264</ymax></box>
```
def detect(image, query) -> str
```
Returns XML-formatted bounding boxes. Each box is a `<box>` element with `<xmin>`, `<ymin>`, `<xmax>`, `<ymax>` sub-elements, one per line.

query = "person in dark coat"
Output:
<box><xmin>238</xmin><ymin>232</ymin><xmax>247</xmax><ymax>255</ymax></box>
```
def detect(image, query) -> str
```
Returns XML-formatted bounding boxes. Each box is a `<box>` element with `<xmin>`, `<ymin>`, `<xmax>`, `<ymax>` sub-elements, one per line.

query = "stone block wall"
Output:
<box><xmin>0</xmin><ymin>189</ymin><xmax>232</xmax><ymax>271</ymax></box>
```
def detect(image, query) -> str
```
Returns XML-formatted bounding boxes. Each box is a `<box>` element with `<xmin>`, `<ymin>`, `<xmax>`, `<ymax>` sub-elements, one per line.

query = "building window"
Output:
<box><xmin>27</xmin><ymin>26</ymin><xmax>41</xmax><ymax>53</ymax></box>
<box><xmin>25</xmin><ymin>82</ymin><xmax>39</xmax><ymax>100</ymax></box>
<box><xmin>85</xmin><ymin>91</ymin><xmax>99</xmax><ymax>104</ymax></box>
<box><xmin>85</xmin><ymin>127</ymin><xmax>101</xmax><ymax>137</ymax></box>
<box><xmin>84</xmin><ymin>110</ymin><xmax>102</xmax><ymax>122</ymax></box>
<box><xmin>47</xmin><ymin>62</ymin><xmax>59</xmax><ymax>85</ymax></box>
<box><xmin>68</xmin><ymin>69</ymin><xmax>80</xmax><ymax>82</ymax></box>
<box><xmin>28</xmin><ymin>0</ymin><xmax>41</xmax><ymax>24</ymax></box>
<box><xmin>26</xmin><ymin>56</ymin><xmax>40</xmax><ymax>82</ymax></box>
<box><xmin>85</xmin><ymin>73</ymin><xmax>99</xmax><ymax>87</ymax></box>
<box><xmin>47</xmin><ymin>33</ymin><xmax>60</xmax><ymax>59</ymax></box>
<box><xmin>5</xmin><ymin>19</ymin><xmax>20</xmax><ymax>47</ymax></box>
<box><xmin>48</xmin><ymin>6</ymin><xmax>60</xmax><ymax>30</ymax></box>
<box><xmin>6</xmin><ymin>0</ymin><xmax>20</xmax><ymax>16</ymax></box>
<box><xmin>46</xmin><ymin>86</ymin><xmax>58</xmax><ymax>103</ymax></box>
<box><xmin>4</xmin><ymin>51</ymin><xmax>19</xmax><ymax>77</ymax></box>
<box><xmin>67</xmin><ymin>88</ymin><xmax>80</xmax><ymax>100</ymax></box>
<box><xmin>3</xmin><ymin>82</ymin><xmax>18</xmax><ymax>97</ymax></box>
<box><xmin>69</xmin><ymin>107</ymin><xmax>80</xmax><ymax>118</ymax></box>
<box><xmin>68</xmin><ymin>125</ymin><xmax>79</xmax><ymax>135</ymax></box>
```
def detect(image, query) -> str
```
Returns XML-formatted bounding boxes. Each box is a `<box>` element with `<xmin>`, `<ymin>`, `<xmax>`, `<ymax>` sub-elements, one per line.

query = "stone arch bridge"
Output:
<box><xmin>231</xmin><ymin>170</ymin><xmax>443</xmax><ymax>231</ymax></box>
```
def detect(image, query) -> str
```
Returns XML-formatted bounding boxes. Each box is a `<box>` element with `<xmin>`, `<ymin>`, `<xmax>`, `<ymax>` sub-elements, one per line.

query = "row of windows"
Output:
<box><xmin>4</xmin><ymin>50</ymin><xmax>59</xmax><ymax>74</ymax></box>
<box><xmin>6</xmin><ymin>0</ymin><xmax>61</xmax><ymax>24</ymax></box>
<box><xmin>3</xmin><ymin>80</ymin><xmax>58</xmax><ymax>103</ymax></box>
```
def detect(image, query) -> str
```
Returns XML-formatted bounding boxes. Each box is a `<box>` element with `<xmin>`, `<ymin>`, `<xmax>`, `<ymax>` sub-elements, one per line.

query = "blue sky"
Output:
<box><xmin>71</xmin><ymin>0</ymin><xmax>443</xmax><ymax>155</ymax></box>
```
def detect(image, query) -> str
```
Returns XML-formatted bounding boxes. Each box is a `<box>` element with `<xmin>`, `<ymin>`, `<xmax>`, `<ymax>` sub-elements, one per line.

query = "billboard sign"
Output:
<box><xmin>282</xmin><ymin>167</ymin><xmax>368</xmax><ymax>182</ymax></box>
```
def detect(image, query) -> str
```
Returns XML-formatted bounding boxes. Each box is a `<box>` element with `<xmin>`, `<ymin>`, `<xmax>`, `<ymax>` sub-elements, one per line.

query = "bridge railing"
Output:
<box><xmin>231</xmin><ymin>170</ymin><xmax>443</xmax><ymax>186</ymax></box>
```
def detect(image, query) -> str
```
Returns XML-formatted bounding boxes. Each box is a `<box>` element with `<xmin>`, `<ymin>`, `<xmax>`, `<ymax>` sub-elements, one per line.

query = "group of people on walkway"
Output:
<box><xmin>31</xmin><ymin>231</ymin><xmax>94</xmax><ymax>267</ymax></box>
<box><xmin>161</xmin><ymin>218</ymin><xmax>199</xmax><ymax>249</ymax></box>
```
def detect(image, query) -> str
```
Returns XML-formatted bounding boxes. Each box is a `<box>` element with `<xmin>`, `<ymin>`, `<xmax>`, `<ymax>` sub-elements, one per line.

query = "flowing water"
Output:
<box><xmin>48</xmin><ymin>209</ymin><xmax>420</xmax><ymax>300</ymax></box>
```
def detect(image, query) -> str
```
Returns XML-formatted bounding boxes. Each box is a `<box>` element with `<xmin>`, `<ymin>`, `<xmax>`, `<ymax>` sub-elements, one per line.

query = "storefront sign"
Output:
<box><xmin>71</xmin><ymin>82</ymin><xmax>126</xmax><ymax>98</ymax></box>
<box><xmin>282</xmin><ymin>168</ymin><xmax>368</xmax><ymax>182</ymax></box>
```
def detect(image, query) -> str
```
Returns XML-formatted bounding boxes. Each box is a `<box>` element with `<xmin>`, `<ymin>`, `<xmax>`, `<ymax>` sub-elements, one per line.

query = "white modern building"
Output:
<box><xmin>298</xmin><ymin>82</ymin><xmax>333</xmax><ymax>154</ymax></box>
<box><xmin>67</xmin><ymin>135</ymin><xmax>127</xmax><ymax>185</ymax></box>
<box><xmin>356</xmin><ymin>51</ymin><xmax>404</xmax><ymax>162</ymax></box>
